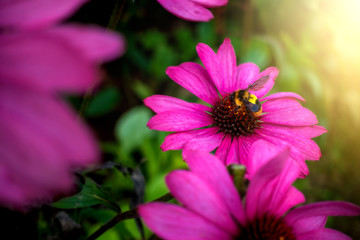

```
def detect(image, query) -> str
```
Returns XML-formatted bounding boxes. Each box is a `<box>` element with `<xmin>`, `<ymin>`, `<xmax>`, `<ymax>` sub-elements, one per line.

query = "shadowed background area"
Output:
<box><xmin>1</xmin><ymin>0</ymin><xmax>360</xmax><ymax>239</ymax></box>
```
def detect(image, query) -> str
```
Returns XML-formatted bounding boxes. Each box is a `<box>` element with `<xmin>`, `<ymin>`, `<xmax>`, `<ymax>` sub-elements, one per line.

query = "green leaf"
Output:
<box><xmin>138</xmin><ymin>29</ymin><xmax>177</xmax><ymax>79</ymax></box>
<box><xmin>196</xmin><ymin>22</ymin><xmax>216</xmax><ymax>47</ymax></box>
<box><xmin>241</xmin><ymin>37</ymin><xmax>271</xmax><ymax>69</ymax></box>
<box><xmin>52</xmin><ymin>178</ymin><xmax>120</xmax><ymax>213</ymax></box>
<box><xmin>144</xmin><ymin>173</ymin><xmax>169</xmax><ymax>202</ymax></box>
<box><xmin>174</xmin><ymin>27</ymin><xmax>196</xmax><ymax>61</ymax></box>
<box><xmin>115</xmin><ymin>106</ymin><xmax>153</xmax><ymax>153</ymax></box>
<box><xmin>132</xmin><ymin>80</ymin><xmax>153</xmax><ymax>99</ymax></box>
<box><xmin>85</xmin><ymin>87</ymin><xmax>121</xmax><ymax>117</ymax></box>
<box><xmin>140</xmin><ymin>30</ymin><xmax>167</xmax><ymax>50</ymax></box>
<box><xmin>150</xmin><ymin>44</ymin><xmax>177</xmax><ymax>79</ymax></box>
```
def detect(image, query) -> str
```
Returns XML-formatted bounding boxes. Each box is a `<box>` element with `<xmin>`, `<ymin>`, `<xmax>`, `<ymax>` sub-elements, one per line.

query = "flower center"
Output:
<box><xmin>237</xmin><ymin>214</ymin><xmax>296</xmax><ymax>240</ymax></box>
<box><xmin>211</xmin><ymin>92</ymin><xmax>261</xmax><ymax>136</ymax></box>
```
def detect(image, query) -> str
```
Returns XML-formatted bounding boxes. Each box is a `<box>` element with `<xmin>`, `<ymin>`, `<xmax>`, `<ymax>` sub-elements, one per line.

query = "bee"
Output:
<box><xmin>232</xmin><ymin>75</ymin><xmax>270</xmax><ymax>118</ymax></box>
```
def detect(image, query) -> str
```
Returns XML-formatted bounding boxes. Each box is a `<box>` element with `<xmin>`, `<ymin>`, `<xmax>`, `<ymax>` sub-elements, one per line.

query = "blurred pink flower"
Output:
<box><xmin>139</xmin><ymin>143</ymin><xmax>360</xmax><ymax>240</ymax></box>
<box><xmin>0</xmin><ymin>0</ymin><xmax>87</xmax><ymax>30</ymax></box>
<box><xmin>145</xmin><ymin>38</ymin><xmax>326</xmax><ymax>176</ymax></box>
<box><xmin>157</xmin><ymin>0</ymin><xmax>228</xmax><ymax>22</ymax></box>
<box><xmin>0</xmin><ymin>0</ymin><xmax>125</xmax><ymax>209</ymax></box>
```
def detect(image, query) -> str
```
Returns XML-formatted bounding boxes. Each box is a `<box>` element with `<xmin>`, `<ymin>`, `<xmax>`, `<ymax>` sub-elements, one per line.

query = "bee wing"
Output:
<box><xmin>245</xmin><ymin>75</ymin><xmax>270</xmax><ymax>92</ymax></box>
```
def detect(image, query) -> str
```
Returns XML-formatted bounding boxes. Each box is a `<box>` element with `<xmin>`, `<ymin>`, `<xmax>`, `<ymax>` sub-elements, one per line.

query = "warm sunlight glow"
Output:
<box><xmin>323</xmin><ymin>0</ymin><xmax>360</xmax><ymax>62</ymax></box>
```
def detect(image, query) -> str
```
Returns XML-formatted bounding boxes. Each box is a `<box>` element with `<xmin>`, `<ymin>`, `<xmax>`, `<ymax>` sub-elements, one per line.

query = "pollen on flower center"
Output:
<box><xmin>237</xmin><ymin>214</ymin><xmax>296</xmax><ymax>240</ymax></box>
<box><xmin>211</xmin><ymin>93</ymin><xmax>261</xmax><ymax>136</ymax></box>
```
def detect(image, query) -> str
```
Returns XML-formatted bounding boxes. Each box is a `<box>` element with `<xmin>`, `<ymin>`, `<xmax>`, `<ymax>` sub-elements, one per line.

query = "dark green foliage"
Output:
<box><xmin>52</xmin><ymin>178</ymin><xmax>120</xmax><ymax>213</ymax></box>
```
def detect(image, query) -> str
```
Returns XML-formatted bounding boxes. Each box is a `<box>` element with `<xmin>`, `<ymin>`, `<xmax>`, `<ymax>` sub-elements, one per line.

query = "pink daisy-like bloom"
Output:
<box><xmin>0</xmin><ymin>0</ymin><xmax>125</xmax><ymax>209</ymax></box>
<box><xmin>157</xmin><ymin>0</ymin><xmax>228</xmax><ymax>22</ymax></box>
<box><xmin>139</xmin><ymin>141</ymin><xmax>360</xmax><ymax>240</ymax></box>
<box><xmin>145</xmin><ymin>38</ymin><xmax>326</xmax><ymax>176</ymax></box>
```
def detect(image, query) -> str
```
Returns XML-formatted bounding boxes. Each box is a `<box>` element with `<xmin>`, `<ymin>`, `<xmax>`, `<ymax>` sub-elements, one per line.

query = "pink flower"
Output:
<box><xmin>145</xmin><ymin>38</ymin><xmax>326</xmax><ymax>176</ymax></box>
<box><xmin>0</xmin><ymin>0</ymin><xmax>87</xmax><ymax>30</ymax></box>
<box><xmin>0</xmin><ymin>0</ymin><xmax>125</xmax><ymax>209</ymax></box>
<box><xmin>157</xmin><ymin>0</ymin><xmax>228</xmax><ymax>22</ymax></box>
<box><xmin>139</xmin><ymin>143</ymin><xmax>360</xmax><ymax>240</ymax></box>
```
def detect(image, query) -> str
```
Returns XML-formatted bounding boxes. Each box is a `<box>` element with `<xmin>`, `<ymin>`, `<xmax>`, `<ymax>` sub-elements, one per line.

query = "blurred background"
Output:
<box><xmin>2</xmin><ymin>0</ymin><xmax>360</xmax><ymax>239</ymax></box>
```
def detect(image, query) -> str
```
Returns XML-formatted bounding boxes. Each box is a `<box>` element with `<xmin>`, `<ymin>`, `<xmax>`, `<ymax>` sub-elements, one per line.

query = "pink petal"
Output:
<box><xmin>261</xmin><ymin>92</ymin><xmax>305</xmax><ymax>102</ymax></box>
<box><xmin>0</xmin><ymin>144</ymin><xmax>75</xmax><ymax>209</ymax></box>
<box><xmin>191</xmin><ymin>0</ymin><xmax>228</xmax><ymax>8</ymax></box>
<box><xmin>246</xmin><ymin>140</ymin><xmax>281</xmax><ymax>179</ymax></box>
<box><xmin>285</xmin><ymin>201</ymin><xmax>360</xmax><ymax>227</ymax></box>
<box><xmin>0</xmin><ymin>166</ymin><xmax>27</xmax><ymax>206</ymax></box>
<box><xmin>157</xmin><ymin>0</ymin><xmax>214</xmax><ymax>22</ymax></box>
<box><xmin>262</xmin><ymin>106</ymin><xmax>318</xmax><ymax>126</ymax></box>
<box><xmin>182</xmin><ymin>132</ymin><xmax>224</xmax><ymax>153</ymax></box>
<box><xmin>261</xmin><ymin>97</ymin><xmax>319</xmax><ymax>126</ymax></box>
<box><xmin>144</xmin><ymin>95</ymin><xmax>212</xmax><ymax>114</ymax></box>
<box><xmin>161</xmin><ymin>127</ymin><xmax>221</xmax><ymax>151</ymax></box>
<box><xmin>215</xmin><ymin>135</ymin><xmax>232</xmax><ymax>164</ymax></box>
<box><xmin>289</xmin><ymin>216</ymin><xmax>327</xmax><ymax>235</ymax></box>
<box><xmin>268</xmin><ymin>156</ymin><xmax>303</xmax><ymax>208</ymax></box>
<box><xmin>165</xmin><ymin>170</ymin><xmax>238</xmax><ymax>234</ymax></box>
<box><xmin>217</xmin><ymin>38</ymin><xmax>237</xmax><ymax>93</ymax></box>
<box><xmin>47</xmin><ymin>25</ymin><xmax>126</xmax><ymax>62</ymax></box>
<box><xmin>0</xmin><ymin>0</ymin><xmax>87</xmax><ymax>30</ymax></box>
<box><xmin>147</xmin><ymin>110</ymin><xmax>213</xmax><ymax>131</ymax></box>
<box><xmin>184</xmin><ymin>151</ymin><xmax>246</xmax><ymax>225</ymax></box>
<box><xmin>139</xmin><ymin>202</ymin><xmax>231</xmax><ymax>240</ymax></box>
<box><xmin>245</xmin><ymin>149</ymin><xmax>289</xmax><ymax>220</ymax></box>
<box><xmin>257</xmin><ymin>126</ymin><xmax>321</xmax><ymax>161</ymax></box>
<box><xmin>196</xmin><ymin>43</ymin><xmax>226</xmax><ymax>93</ymax></box>
<box><xmin>262</xmin><ymin>97</ymin><xmax>303</xmax><ymax>112</ymax></box>
<box><xmin>216</xmin><ymin>135</ymin><xmax>260</xmax><ymax>166</ymax></box>
<box><xmin>0</xmin><ymin>32</ymin><xmax>98</xmax><ymax>93</ymax></box>
<box><xmin>256</xmin><ymin>130</ymin><xmax>310</xmax><ymax>177</ymax></box>
<box><xmin>0</xmin><ymin>86</ymin><xmax>98</xmax><ymax>208</ymax></box>
<box><xmin>235</xmin><ymin>63</ymin><xmax>260</xmax><ymax>91</ymax></box>
<box><xmin>237</xmin><ymin>135</ymin><xmax>262</xmax><ymax>165</ymax></box>
<box><xmin>0</xmin><ymin>86</ymin><xmax>98</xmax><ymax>166</ymax></box>
<box><xmin>225</xmin><ymin>137</ymin><xmax>239</xmax><ymax>165</ymax></box>
<box><xmin>166</xmin><ymin>170</ymin><xmax>239</xmax><ymax>235</ymax></box>
<box><xmin>250</xmin><ymin>67</ymin><xmax>279</xmax><ymax>98</ymax></box>
<box><xmin>271</xmin><ymin>186</ymin><xmax>305</xmax><ymax>217</ymax></box>
<box><xmin>260</xmin><ymin>123</ymin><xmax>327</xmax><ymax>138</ymax></box>
<box><xmin>246</xmin><ymin>140</ymin><xmax>303</xmax><ymax>216</ymax></box>
<box><xmin>234</xmin><ymin>65</ymin><xmax>279</xmax><ymax>98</ymax></box>
<box><xmin>297</xmin><ymin>228</ymin><xmax>352</xmax><ymax>240</ymax></box>
<box><xmin>172</xmin><ymin>62</ymin><xmax>219</xmax><ymax>104</ymax></box>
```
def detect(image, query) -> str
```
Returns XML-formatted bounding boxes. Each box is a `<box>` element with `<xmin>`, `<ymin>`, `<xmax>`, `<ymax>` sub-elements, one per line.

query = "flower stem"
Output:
<box><xmin>86</xmin><ymin>193</ymin><xmax>173</xmax><ymax>240</ymax></box>
<box><xmin>107</xmin><ymin>0</ymin><xmax>127</xmax><ymax>30</ymax></box>
<box><xmin>78</xmin><ymin>0</ymin><xmax>126</xmax><ymax>117</ymax></box>
<box><xmin>87</xmin><ymin>208</ymin><xmax>137</xmax><ymax>240</ymax></box>
<box><xmin>227</xmin><ymin>164</ymin><xmax>247</xmax><ymax>197</ymax></box>
<box><xmin>78</xmin><ymin>82</ymin><xmax>96</xmax><ymax>118</ymax></box>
